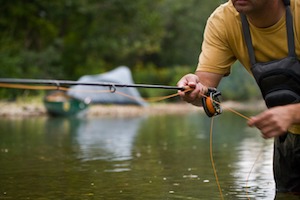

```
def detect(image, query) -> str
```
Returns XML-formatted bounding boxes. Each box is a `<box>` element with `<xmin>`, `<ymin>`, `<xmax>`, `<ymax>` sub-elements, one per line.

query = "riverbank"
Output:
<box><xmin>0</xmin><ymin>100</ymin><xmax>266</xmax><ymax>118</ymax></box>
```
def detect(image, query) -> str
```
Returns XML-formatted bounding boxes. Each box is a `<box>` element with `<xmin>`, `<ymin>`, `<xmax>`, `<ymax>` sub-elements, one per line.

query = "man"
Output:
<box><xmin>177</xmin><ymin>0</ymin><xmax>300</xmax><ymax>193</ymax></box>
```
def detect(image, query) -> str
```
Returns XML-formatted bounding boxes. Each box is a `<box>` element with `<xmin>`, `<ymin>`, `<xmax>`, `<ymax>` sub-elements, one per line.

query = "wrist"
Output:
<box><xmin>286</xmin><ymin>103</ymin><xmax>300</xmax><ymax>124</ymax></box>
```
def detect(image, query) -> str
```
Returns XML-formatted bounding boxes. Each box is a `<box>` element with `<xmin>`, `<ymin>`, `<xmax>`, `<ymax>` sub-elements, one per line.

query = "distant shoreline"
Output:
<box><xmin>0</xmin><ymin>100</ymin><xmax>266</xmax><ymax>118</ymax></box>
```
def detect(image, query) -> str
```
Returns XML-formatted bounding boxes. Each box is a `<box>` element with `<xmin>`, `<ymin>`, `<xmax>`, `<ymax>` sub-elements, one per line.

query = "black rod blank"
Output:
<box><xmin>0</xmin><ymin>78</ymin><xmax>186</xmax><ymax>91</ymax></box>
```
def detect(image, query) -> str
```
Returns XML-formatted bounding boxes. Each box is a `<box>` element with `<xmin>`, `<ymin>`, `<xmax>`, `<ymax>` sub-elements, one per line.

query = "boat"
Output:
<box><xmin>44</xmin><ymin>91</ymin><xmax>90</xmax><ymax>116</ymax></box>
<box><xmin>44</xmin><ymin>66</ymin><xmax>146</xmax><ymax>116</ymax></box>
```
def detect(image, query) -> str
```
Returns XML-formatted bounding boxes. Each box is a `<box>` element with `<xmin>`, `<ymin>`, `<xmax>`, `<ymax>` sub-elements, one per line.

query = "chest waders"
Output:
<box><xmin>241</xmin><ymin>0</ymin><xmax>300</xmax><ymax>193</ymax></box>
<box><xmin>241</xmin><ymin>1</ymin><xmax>300</xmax><ymax>108</ymax></box>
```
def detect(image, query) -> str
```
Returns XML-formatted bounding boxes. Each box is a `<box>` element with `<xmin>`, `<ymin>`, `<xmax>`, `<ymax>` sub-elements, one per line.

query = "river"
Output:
<box><xmin>0</xmin><ymin>110</ymin><xmax>297</xmax><ymax>199</ymax></box>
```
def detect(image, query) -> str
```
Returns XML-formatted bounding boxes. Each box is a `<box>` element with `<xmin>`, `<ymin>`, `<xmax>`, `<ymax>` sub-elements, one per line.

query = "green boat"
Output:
<box><xmin>44</xmin><ymin>91</ymin><xmax>90</xmax><ymax>116</ymax></box>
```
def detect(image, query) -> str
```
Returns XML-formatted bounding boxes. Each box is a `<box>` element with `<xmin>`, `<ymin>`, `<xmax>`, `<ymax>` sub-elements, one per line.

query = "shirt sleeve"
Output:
<box><xmin>196</xmin><ymin>14</ymin><xmax>237</xmax><ymax>76</ymax></box>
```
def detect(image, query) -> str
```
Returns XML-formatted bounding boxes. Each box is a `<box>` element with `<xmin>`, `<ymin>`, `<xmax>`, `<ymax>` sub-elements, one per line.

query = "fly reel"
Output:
<box><xmin>201</xmin><ymin>88</ymin><xmax>222</xmax><ymax>117</ymax></box>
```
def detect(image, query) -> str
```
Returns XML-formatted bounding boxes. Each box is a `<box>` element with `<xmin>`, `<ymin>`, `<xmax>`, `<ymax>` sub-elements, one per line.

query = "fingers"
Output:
<box><xmin>177</xmin><ymin>74</ymin><xmax>197</xmax><ymax>97</ymax></box>
<box><xmin>177</xmin><ymin>74</ymin><xmax>197</xmax><ymax>89</ymax></box>
<box><xmin>177</xmin><ymin>74</ymin><xmax>207</xmax><ymax>106</ymax></box>
<box><xmin>248</xmin><ymin>116</ymin><xmax>281</xmax><ymax>138</ymax></box>
<box><xmin>181</xmin><ymin>84</ymin><xmax>201</xmax><ymax>103</ymax></box>
<box><xmin>247</xmin><ymin>107</ymin><xmax>291</xmax><ymax>139</ymax></box>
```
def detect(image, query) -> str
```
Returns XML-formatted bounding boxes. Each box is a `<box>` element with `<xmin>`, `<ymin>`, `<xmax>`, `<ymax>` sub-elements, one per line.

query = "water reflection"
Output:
<box><xmin>0</xmin><ymin>111</ymin><xmax>298</xmax><ymax>199</ymax></box>
<box><xmin>233</xmin><ymin>129</ymin><xmax>275</xmax><ymax>199</ymax></box>
<box><xmin>75</xmin><ymin>117</ymin><xmax>144</xmax><ymax>162</ymax></box>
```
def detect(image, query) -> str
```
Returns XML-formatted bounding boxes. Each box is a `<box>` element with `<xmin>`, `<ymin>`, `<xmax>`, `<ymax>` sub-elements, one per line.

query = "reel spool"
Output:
<box><xmin>201</xmin><ymin>88</ymin><xmax>222</xmax><ymax>117</ymax></box>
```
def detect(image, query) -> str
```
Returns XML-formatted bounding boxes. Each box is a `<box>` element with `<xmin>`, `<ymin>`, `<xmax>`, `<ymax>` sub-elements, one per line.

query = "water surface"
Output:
<box><xmin>0</xmin><ymin>110</ymin><xmax>284</xmax><ymax>199</ymax></box>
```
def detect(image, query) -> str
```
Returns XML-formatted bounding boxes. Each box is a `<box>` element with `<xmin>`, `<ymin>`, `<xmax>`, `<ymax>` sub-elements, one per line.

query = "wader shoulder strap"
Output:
<box><xmin>241</xmin><ymin>14</ymin><xmax>256</xmax><ymax>65</ymax></box>
<box><xmin>241</xmin><ymin>3</ymin><xmax>296</xmax><ymax>65</ymax></box>
<box><xmin>283</xmin><ymin>0</ymin><xmax>290</xmax><ymax>6</ymax></box>
<box><xmin>286</xmin><ymin>5</ymin><xmax>296</xmax><ymax>57</ymax></box>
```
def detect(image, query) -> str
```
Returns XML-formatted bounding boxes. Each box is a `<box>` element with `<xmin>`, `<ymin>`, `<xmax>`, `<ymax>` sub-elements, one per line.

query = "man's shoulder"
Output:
<box><xmin>206</xmin><ymin>1</ymin><xmax>240</xmax><ymax>35</ymax></box>
<box><xmin>209</xmin><ymin>1</ymin><xmax>239</xmax><ymax>21</ymax></box>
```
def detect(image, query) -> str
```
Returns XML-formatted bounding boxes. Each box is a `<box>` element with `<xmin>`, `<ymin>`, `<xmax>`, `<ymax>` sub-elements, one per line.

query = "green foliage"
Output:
<box><xmin>158</xmin><ymin>0</ymin><xmax>220</xmax><ymax>67</ymax></box>
<box><xmin>0</xmin><ymin>0</ymin><xmax>221</xmax><ymax>77</ymax></box>
<box><xmin>0</xmin><ymin>0</ymin><xmax>261</xmax><ymax>101</ymax></box>
<box><xmin>219</xmin><ymin>62</ymin><xmax>261</xmax><ymax>101</ymax></box>
<box><xmin>132</xmin><ymin>64</ymin><xmax>192</xmax><ymax>101</ymax></box>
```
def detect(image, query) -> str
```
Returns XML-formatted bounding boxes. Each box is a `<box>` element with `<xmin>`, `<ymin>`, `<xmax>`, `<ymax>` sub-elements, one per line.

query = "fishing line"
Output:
<box><xmin>245</xmin><ymin>150</ymin><xmax>263</xmax><ymax>200</ymax></box>
<box><xmin>202</xmin><ymin>93</ymin><xmax>263</xmax><ymax>200</ymax></box>
<box><xmin>209</xmin><ymin>117</ymin><xmax>224</xmax><ymax>200</ymax></box>
<box><xmin>220</xmin><ymin>105</ymin><xmax>251</xmax><ymax>121</ymax></box>
<box><xmin>0</xmin><ymin>83</ymin><xmax>69</xmax><ymax>91</ymax></box>
<box><xmin>207</xmin><ymin>112</ymin><xmax>263</xmax><ymax>200</ymax></box>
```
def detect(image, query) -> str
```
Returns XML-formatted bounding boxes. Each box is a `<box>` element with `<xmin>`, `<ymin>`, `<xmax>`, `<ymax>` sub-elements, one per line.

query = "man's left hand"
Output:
<box><xmin>247</xmin><ymin>105</ymin><xmax>295</xmax><ymax>139</ymax></box>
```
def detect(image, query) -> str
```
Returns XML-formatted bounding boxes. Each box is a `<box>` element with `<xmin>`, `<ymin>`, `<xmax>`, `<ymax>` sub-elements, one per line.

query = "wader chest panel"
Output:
<box><xmin>241</xmin><ymin>2</ymin><xmax>300</xmax><ymax>108</ymax></box>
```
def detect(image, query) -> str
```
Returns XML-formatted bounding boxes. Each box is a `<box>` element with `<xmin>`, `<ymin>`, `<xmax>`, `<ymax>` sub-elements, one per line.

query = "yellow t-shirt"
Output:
<box><xmin>197</xmin><ymin>0</ymin><xmax>300</xmax><ymax>74</ymax></box>
<box><xmin>197</xmin><ymin>0</ymin><xmax>300</xmax><ymax>133</ymax></box>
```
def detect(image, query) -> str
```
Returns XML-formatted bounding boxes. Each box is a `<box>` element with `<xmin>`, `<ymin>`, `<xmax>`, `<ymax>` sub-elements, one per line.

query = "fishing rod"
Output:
<box><xmin>0</xmin><ymin>78</ymin><xmax>223</xmax><ymax>117</ymax></box>
<box><xmin>0</xmin><ymin>78</ymin><xmax>187</xmax><ymax>91</ymax></box>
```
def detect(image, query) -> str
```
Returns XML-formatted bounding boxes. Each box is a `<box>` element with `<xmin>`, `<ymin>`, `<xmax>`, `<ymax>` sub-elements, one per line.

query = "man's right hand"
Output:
<box><xmin>177</xmin><ymin>73</ymin><xmax>208</xmax><ymax>107</ymax></box>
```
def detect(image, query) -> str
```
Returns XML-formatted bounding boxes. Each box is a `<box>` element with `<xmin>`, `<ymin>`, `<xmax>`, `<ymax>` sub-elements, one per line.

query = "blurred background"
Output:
<box><xmin>0</xmin><ymin>0</ymin><xmax>260</xmax><ymax>101</ymax></box>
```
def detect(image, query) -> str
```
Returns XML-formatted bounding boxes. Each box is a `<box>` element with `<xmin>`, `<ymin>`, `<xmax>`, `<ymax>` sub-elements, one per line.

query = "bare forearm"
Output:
<box><xmin>195</xmin><ymin>71</ymin><xmax>223</xmax><ymax>88</ymax></box>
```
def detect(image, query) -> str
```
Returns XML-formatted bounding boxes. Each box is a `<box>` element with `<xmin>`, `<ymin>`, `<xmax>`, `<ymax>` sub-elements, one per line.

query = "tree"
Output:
<box><xmin>157</xmin><ymin>0</ymin><xmax>221</xmax><ymax>67</ymax></box>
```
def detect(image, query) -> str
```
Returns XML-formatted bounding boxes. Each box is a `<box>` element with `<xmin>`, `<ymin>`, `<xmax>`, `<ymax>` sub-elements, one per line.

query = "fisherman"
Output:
<box><xmin>177</xmin><ymin>0</ymin><xmax>300</xmax><ymax>194</ymax></box>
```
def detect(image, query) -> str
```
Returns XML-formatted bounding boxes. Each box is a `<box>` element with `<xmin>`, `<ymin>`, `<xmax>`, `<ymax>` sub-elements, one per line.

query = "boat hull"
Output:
<box><xmin>44</xmin><ymin>91</ymin><xmax>89</xmax><ymax>117</ymax></box>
